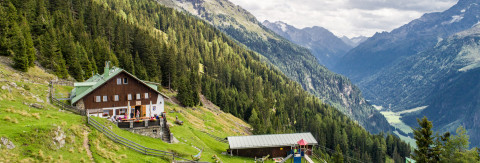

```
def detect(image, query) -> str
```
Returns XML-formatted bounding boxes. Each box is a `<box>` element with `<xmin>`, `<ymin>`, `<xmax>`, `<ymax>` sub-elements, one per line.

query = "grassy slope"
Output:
<box><xmin>0</xmin><ymin>57</ymin><xmax>92</xmax><ymax>162</ymax></box>
<box><xmin>1</xmin><ymin>57</ymin><xmax>323</xmax><ymax>162</ymax></box>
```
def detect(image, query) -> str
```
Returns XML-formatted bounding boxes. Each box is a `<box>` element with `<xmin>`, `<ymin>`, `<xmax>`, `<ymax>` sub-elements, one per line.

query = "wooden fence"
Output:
<box><xmin>51</xmin><ymin>97</ymin><xmax>86</xmax><ymax>115</ymax></box>
<box><xmin>200</xmin><ymin>131</ymin><xmax>228</xmax><ymax>143</ymax></box>
<box><xmin>87</xmin><ymin>116</ymin><xmax>196</xmax><ymax>162</ymax></box>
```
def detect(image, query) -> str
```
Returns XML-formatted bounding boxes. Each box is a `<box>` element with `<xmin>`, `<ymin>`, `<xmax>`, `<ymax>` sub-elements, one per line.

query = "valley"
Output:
<box><xmin>376</xmin><ymin>105</ymin><xmax>429</xmax><ymax>148</ymax></box>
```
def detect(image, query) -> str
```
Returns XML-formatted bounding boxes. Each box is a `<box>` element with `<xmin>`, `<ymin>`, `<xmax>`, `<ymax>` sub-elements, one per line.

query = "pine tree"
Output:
<box><xmin>177</xmin><ymin>75</ymin><xmax>193</xmax><ymax>107</ymax></box>
<box><xmin>40</xmin><ymin>27</ymin><xmax>68</xmax><ymax>78</ymax></box>
<box><xmin>333</xmin><ymin>144</ymin><xmax>344</xmax><ymax>163</ymax></box>
<box><xmin>0</xmin><ymin>3</ymin><xmax>8</xmax><ymax>56</ymax></box>
<box><xmin>23</xmin><ymin>22</ymin><xmax>36</xmax><ymax>68</ymax></box>
<box><xmin>413</xmin><ymin>116</ymin><xmax>434</xmax><ymax>163</ymax></box>
<box><xmin>76</xmin><ymin>43</ymin><xmax>92</xmax><ymax>80</ymax></box>
<box><xmin>12</xmin><ymin>22</ymin><xmax>28</xmax><ymax>71</ymax></box>
<box><xmin>133</xmin><ymin>52</ymin><xmax>147</xmax><ymax>80</ymax></box>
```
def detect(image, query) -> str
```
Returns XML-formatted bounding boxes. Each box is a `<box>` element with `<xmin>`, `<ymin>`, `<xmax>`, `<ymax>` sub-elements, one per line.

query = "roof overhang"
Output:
<box><xmin>74</xmin><ymin>82</ymin><xmax>96</xmax><ymax>87</ymax></box>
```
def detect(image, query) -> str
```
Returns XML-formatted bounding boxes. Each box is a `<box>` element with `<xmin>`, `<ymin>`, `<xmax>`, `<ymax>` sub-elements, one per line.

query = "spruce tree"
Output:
<box><xmin>23</xmin><ymin>22</ymin><xmax>36</xmax><ymax>68</ymax></box>
<box><xmin>413</xmin><ymin>116</ymin><xmax>434</xmax><ymax>163</ymax></box>
<box><xmin>333</xmin><ymin>144</ymin><xmax>344</xmax><ymax>163</ymax></box>
<box><xmin>12</xmin><ymin>22</ymin><xmax>28</xmax><ymax>72</ymax></box>
<box><xmin>0</xmin><ymin>3</ymin><xmax>8</xmax><ymax>56</ymax></box>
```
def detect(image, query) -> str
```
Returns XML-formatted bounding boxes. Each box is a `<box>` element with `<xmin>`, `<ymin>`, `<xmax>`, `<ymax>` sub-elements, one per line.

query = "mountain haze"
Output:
<box><xmin>155</xmin><ymin>0</ymin><xmax>391</xmax><ymax>133</ymax></box>
<box><xmin>262</xmin><ymin>20</ymin><xmax>353</xmax><ymax>68</ymax></box>
<box><xmin>340</xmin><ymin>36</ymin><xmax>368</xmax><ymax>47</ymax></box>
<box><xmin>335</xmin><ymin>0</ymin><xmax>480</xmax><ymax>82</ymax></box>
<box><xmin>330</xmin><ymin>0</ymin><xmax>480</xmax><ymax>147</ymax></box>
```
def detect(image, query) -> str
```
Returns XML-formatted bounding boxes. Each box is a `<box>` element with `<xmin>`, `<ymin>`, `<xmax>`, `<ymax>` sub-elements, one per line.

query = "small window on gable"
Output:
<box><xmin>123</xmin><ymin>78</ymin><xmax>128</xmax><ymax>84</ymax></box>
<box><xmin>103</xmin><ymin>96</ymin><xmax>108</xmax><ymax>102</ymax></box>
<box><xmin>145</xmin><ymin>93</ymin><xmax>149</xmax><ymax>99</ymax></box>
<box><xmin>114</xmin><ymin>95</ymin><xmax>119</xmax><ymax>101</ymax></box>
<box><xmin>127</xmin><ymin>94</ymin><xmax>132</xmax><ymax>100</ymax></box>
<box><xmin>95</xmin><ymin>96</ymin><xmax>101</xmax><ymax>102</ymax></box>
<box><xmin>136</xmin><ymin>93</ymin><xmax>141</xmax><ymax>100</ymax></box>
<box><xmin>117</xmin><ymin>78</ymin><xmax>121</xmax><ymax>85</ymax></box>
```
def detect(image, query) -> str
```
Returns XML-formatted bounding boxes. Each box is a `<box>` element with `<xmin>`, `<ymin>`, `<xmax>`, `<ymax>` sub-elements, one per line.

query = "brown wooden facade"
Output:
<box><xmin>80</xmin><ymin>72</ymin><xmax>160</xmax><ymax>116</ymax></box>
<box><xmin>231</xmin><ymin>145</ymin><xmax>314</xmax><ymax>158</ymax></box>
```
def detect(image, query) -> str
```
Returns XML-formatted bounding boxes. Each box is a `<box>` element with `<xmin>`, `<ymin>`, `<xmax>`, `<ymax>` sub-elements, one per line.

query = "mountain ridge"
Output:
<box><xmin>262</xmin><ymin>20</ymin><xmax>353</xmax><ymax>68</ymax></box>
<box><xmin>334</xmin><ymin>0</ymin><xmax>480</xmax><ymax>82</ymax></box>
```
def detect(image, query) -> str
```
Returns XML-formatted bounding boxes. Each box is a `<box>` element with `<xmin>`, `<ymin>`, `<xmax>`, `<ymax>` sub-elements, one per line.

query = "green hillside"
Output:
<box><xmin>0</xmin><ymin>0</ymin><xmax>410</xmax><ymax>162</ymax></box>
<box><xmin>0</xmin><ymin>58</ymin><xmax>243</xmax><ymax>162</ymax></box>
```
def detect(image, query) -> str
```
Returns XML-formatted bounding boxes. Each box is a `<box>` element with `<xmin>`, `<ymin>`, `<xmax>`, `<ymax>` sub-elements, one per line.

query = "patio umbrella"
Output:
<box><xmin>297</xmin><ymin>139</ymin><xmax>308</xmax><ymax>146</ymax></box>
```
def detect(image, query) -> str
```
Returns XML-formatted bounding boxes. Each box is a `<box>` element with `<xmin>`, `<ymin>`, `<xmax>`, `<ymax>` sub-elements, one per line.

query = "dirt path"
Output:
<box><xmin>83</xmin><ymin>131</ymin><xmax>94</xmax><ymax>163</ymax></box>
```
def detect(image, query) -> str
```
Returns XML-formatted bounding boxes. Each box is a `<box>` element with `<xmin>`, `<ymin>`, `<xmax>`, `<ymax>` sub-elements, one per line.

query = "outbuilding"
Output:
<box><xmin>227</xmin><ymin>132</ymin><xmax>318</xmax><ymax>158</ymax></box>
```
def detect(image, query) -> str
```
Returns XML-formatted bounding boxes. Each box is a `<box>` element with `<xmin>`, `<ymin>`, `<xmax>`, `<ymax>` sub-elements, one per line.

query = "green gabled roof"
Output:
<box><xmin>71</xmin><ymin>67</ymin><xmax>169</xmax><ymax>104</ymax></box>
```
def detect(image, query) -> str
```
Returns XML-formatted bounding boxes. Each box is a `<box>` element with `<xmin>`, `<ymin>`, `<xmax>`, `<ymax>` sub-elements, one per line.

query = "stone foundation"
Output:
<box><xmin>123</xmin><ymin>126</ymin><xmax>163</xmax><ymax>138</ymax></box>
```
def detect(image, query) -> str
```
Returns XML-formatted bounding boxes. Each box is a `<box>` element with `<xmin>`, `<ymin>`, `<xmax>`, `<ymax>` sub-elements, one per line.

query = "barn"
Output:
<box><xmin>70</xmin><ymin>62</ymin><xmax>168</xmax><ymax>118</ymax></box>
<box><xmin>227</xmin><ymin>132</ymin><xmax>318</xmax><ymax>158</ymax></box>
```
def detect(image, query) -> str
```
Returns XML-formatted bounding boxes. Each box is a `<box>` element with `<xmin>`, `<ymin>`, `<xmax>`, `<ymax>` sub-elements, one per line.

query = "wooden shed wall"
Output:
<box><xmin>232</xmin><ymin>145</ymin><xmax>314</xmax><ymax>158</ymax></box>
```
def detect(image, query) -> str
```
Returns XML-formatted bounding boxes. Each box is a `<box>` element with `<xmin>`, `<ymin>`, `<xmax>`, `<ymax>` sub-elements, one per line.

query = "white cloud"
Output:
<box><xmin>229</xmin><ymin>0</ymin><xmax>457</xmax><ymax>37</ymax></box>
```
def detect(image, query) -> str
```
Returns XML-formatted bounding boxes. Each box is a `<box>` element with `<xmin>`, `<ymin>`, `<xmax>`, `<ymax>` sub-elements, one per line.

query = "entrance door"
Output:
<box><xmin>135</xmin><ymin>106</ymin><xmax>141</xmax><ymax>117</ymax></box>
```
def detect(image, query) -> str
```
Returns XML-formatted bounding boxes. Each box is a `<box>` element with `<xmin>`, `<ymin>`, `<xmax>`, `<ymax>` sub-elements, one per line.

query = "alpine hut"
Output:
<box><xmin>70</xmin><ymin>62</ymin><xmax>168</xmax><ymax>118</ymax></box>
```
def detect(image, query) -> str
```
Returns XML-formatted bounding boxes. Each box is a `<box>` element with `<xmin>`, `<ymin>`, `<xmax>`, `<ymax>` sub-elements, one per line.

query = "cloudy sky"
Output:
<box><xmin>228</xmin><ymin>0</ymin><xmax>458</xmax><ymax>37</ymax></box>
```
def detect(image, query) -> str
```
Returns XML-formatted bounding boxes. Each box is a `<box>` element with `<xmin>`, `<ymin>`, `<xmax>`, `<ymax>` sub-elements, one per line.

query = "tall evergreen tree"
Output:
<box><xmin>333</xmin><ymin>144</ymin><xmax>344</xmax><ymax>163</ymax></box>
<box><xmin>12</xmin><ymin>22</ymin><xmax>28</xmax><ymax>71</ymax></box>
<box><xmin>413</xmin><ymin>116</ymin><xmax>434</xmax><ymax>163</ymax></box>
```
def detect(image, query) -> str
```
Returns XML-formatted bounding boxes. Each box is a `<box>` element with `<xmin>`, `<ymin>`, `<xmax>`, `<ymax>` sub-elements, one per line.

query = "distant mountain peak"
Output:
<box><xmin>340</xmin><ymin>36</ymin><xmax>369</xmax><ymax>47</ymax></box>
<box><xmin>262</xmin><ymin>20</ymin><xmax>353</xmax><ymax>68</ymax></box>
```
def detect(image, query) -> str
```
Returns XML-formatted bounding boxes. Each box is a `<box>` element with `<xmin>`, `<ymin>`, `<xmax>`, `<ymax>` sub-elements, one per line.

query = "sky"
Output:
<box><xmin>228</xmin><ymin>0</ymin><xmax>458</xmax><ymax>38</ymax></box>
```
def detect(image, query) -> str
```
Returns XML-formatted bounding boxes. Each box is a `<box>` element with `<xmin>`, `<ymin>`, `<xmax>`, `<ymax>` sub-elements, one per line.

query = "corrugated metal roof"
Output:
<box><xmin>227</xmin><ymin>132</ymin><xmax>318</xmax><ymax>149</ymax></box>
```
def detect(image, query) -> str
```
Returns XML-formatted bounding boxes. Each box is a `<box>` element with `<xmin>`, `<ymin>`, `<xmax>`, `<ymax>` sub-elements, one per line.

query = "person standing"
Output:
<box><xmin>136</xmin><ymin>109</ymin><xmax>140</xmax><ymax>120</ymax></box>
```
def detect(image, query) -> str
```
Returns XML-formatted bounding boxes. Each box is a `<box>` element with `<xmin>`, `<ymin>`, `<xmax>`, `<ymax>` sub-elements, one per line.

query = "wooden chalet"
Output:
<box><xmin>227</xmin><ymin>132</ymin><xmax>318</xmax><ymax>158</ymax></box>
<box><xmin>70</xmin><ymin>62</ymin><xmax>168</xmax><ymax>118</ymax></box>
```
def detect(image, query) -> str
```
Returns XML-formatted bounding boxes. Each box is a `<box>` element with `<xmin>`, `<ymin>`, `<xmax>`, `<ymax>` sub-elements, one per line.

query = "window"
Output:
<box><xmin>103</xmin><ymin>96</ymin><xmax>108</xmax><ymax>102</ymax></box>
<box><xmin>127</xmin><ymin>94</ymin><xmax>132</xmax><ymax>100</ymax></box>
<box><xmin>119</xmin><ymin>109</ymin><xmax>126</xmax><ymax>114</ymax></box>
<box><xmin>123</xmin><ymin>78</ymin><xmax>128</xmax><ymax>84</ymax></box>
<box><xmin>117</xmin><ymin>78</ymin><xmax>121</xmax><ymax>85</ymax></box>
<box><xmin>114</xmin><ymin>95</ymin><xmax>119</xmax><ymax>101</ymax></box>
<box><xmin>144</xmin><ymin>93</ymin><xmax>149</xmax><ymax>99</ymax></box>
<box><xmin>103</xmin><ymin>110</ymin><xmax>109</xmax><ymax>117</ymax></box>
<box><xmin>136</xmin><ymin>93</ymin><xmax>141</xmax><ymax>99</ymax></box>
<box><xmin>95</xmin><ymin>96</ymin><xmax>101</xmax><ymax>102</ymax></box>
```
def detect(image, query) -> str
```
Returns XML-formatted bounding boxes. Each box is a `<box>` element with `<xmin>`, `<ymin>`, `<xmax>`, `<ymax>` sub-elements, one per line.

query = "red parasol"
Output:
<box><xmin>297</xmin><ymin>139</ymin><xmax>308</xmax><ymax>146</ymax></box>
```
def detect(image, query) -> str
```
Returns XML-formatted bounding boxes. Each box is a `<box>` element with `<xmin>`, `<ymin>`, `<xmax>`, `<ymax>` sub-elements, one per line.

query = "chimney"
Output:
<box><xmin>104</xmin><ymin>61</ymin><xmax>110</xmax><ymax>78</ymax></box>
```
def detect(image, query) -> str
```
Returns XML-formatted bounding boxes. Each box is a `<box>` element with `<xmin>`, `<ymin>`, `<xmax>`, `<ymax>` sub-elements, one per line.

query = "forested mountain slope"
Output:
<box><xmin>155</xmin><ymin>0</ymin><xmax>390</xmax><ymax>134</ymax></box>
<box><xmin>0</xmin><ymin>0</ymin><xmax>410</xmax><ymax>162</ymax></box>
